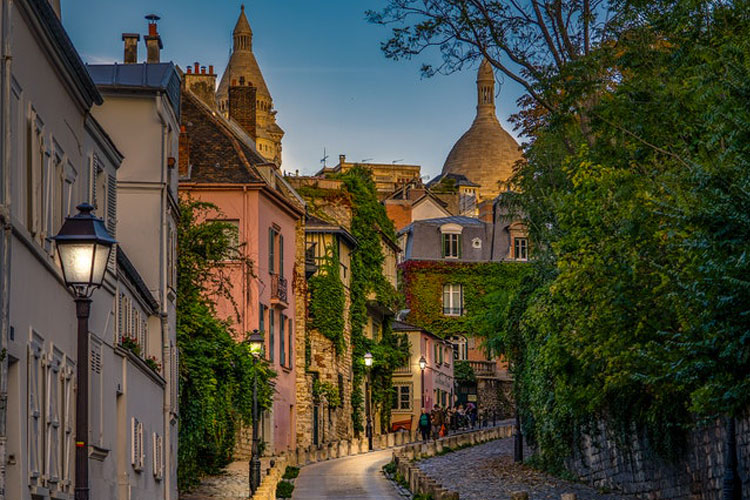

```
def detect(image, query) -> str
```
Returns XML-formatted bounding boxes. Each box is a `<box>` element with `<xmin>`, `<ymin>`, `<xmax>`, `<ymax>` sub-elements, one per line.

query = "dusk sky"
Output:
<box><xmin>63</xmin><ymin>0</ymin><xmax>524</xmax><ymax>180</ymax></box>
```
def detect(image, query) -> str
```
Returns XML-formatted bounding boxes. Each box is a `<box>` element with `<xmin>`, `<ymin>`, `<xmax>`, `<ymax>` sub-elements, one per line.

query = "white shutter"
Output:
<box><xmin>89</xmin><ymin>338</ymin><xmax>103</xmax><ymax>446</ymax></box>
<box><xmin>46</xmin><ymin>349</ymin><xmax>62</xmax><ymax>486</ymax></box>
<box><xmin>118</xmin><ymin>293</ymin><xmax>124</xmax><ymax>342</ymax></box>
<box><xmin>131</xmin><ymin>417</ymin><xmax>144</xmax><ymax>471</ymax></box>
<box><xmin>106</xmin><ymin>173</ymin><xmax>116</xmax><ymax>271</ymax></box>
<box><xmin>27</xmin><ymin>338</ymin><xmax>43</xmax><ymax>484</ymax></box>
<box><xmin>62</xmin><ymin>358</ymin><xmax>75</xmax><ymax>492</ymax></box>
<box><xmin>153</xmin><ymin>433</ymin><xmax>163</xmax><ymax>480</ymax></box>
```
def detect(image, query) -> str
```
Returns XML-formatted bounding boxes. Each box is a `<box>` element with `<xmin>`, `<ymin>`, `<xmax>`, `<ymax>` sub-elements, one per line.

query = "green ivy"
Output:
<box><xmin>336</xmin><ymin>166</ymin><xmax>408</xmax><ymax>433</ymax></box>
<box><xmin>453</xmin><ymin>361</ymin><xmax>476</xmax><ymax>384</ymax></box>
<box><xmin>307</xmin><ymin>244</ymin><xmax>346</xmax><ymax>353</ymax></box>
<box><xmin>313</xmin><ymin>379</ymin><xmax>341</xmax><ymax>408</ymax></box>
<box><xmin>176</xmin><ymin>200</ymin><xmax>275</xmax><ymax>492</ymax></box>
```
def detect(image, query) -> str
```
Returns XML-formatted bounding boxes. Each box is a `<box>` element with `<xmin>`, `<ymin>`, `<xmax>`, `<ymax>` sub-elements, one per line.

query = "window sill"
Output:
<box><xmin>280</xmin><ymin>364</ymin><xmax>293</xmax><ymax>373</ymax></box>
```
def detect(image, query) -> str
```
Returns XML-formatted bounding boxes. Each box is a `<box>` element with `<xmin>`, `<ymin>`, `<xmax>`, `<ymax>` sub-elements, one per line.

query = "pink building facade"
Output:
<box><xmin>179</xmin><ymin>91</ymin><xmax>304</xmax><ymax>454</ymax></box>
<box><xmin>390</xmin><ymin>321</ymin><xmax>454</xmax><ymax>432</ymax></box>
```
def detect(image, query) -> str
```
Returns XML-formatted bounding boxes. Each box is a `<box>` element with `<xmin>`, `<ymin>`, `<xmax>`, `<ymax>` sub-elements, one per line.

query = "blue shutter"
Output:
<box><xmin>280</xmin><ymin>315</ymin><xmax>286</xmax><ymax>366</ymax></box>
<box><xmin>269</xmin><ymin>309</ymin><xmax>275</xmax><ymax>362</ymax></box>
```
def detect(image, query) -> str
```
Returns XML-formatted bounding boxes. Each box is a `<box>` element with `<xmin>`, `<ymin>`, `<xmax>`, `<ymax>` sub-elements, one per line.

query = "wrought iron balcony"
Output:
<box><xmin>271</xmin><ymin>273</ymin><xmax>288</xmax><ymax>306</ymax></box>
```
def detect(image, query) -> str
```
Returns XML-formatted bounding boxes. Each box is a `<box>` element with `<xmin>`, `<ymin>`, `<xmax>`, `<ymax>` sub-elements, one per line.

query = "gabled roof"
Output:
<box><xmin>88</xmin><ymin>62</ymin><xmax>181</xmax><ymax>120</ymax></box>
<box><xmin>180</xmin><ymin>90</ymin><xmax>265</xmax><ymax>183</ymax></box>
<box><xmin>306</xmin><ymin>215</ymin><xmax>358</xmax><ymax>248</ymax></box>
<box><xmin>427</xmin><ymin>172</ymin><xmax>480</xmax><ymax>189</ymax></box>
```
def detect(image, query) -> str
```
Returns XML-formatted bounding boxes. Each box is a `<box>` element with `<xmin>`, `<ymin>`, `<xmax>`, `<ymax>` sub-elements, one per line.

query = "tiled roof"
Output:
<box><xmin>181</xmin><ymin>91</ymin><xmax>265</xmax><ymax>183</ymax></box>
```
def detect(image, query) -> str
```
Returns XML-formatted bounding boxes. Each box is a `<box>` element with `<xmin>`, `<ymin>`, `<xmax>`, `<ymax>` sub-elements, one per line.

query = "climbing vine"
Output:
<box><xmin>307</xmin><ymin>244</ymin><xmax>346</xmax><ymax>353</ymax></box>
<box><xmin>337</xmin><ymin>166</ymin><xmax>408</xmax><ymax>433</ymax></box>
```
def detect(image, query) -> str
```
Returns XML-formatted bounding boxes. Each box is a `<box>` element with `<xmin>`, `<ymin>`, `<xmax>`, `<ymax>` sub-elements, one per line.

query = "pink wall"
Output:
<box><xmin>419</xmin><ymin>333</ymin><xmax>454</xmax><ymax>411</ymax></box>
<box><xmin>180</xmin><ymin>184</ymin><xmax>300</xmax><ymax>453</ymax></box>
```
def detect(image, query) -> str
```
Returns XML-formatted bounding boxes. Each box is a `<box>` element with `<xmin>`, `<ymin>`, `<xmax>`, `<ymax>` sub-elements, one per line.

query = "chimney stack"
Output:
<box><xmin>144</xmin><ymin>14</ymin><xmax>163</xmax><ymax>64</ymax></box>
<box><xmin>183</xmin><ymin>61</ymin><xmax>218</xmax><ymax>109</ymax></box>
<box><xmin>339</xmin><ymin>154</ymin><xmax>346</xmax><ymax>165</ymax></box>
<box><xmin>229</xmin><ymin>80</ymin><xmax>257</xmax><ymax>140</ymax></box>
<box><xmin>122</xmin><ymin>33</ymin><xmax>140</xmax><ymax>64</ymax></box>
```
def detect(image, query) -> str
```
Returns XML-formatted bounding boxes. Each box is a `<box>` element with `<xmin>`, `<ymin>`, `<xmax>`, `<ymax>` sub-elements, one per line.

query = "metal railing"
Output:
<box><xmin>271</xmin><ymin>274</ymin><xmax>288</xmax><ymax>304</ymax></box>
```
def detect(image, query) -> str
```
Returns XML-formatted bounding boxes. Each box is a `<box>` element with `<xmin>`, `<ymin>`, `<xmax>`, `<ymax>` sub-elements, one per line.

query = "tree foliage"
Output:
<box><xmin>373</xmin><ymin>0</ymin><xmax>750</xmax><ymax>471</ymax></box>
<box><xmin>177</xmin><ymin>200</ymin><xmax>275</xmax><ymax>491</ymax></box>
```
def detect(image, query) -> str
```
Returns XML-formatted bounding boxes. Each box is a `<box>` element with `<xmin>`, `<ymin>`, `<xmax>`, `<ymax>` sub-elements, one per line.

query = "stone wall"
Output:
<box><xmin>566</xmin><ymin>413</ymin><xmax>750</xmax><ymax>500</ymax></box>
<box><xmin>476</xmin><ymin>378</ymin><xmax>514</xmax><ymax>420</ymax></box>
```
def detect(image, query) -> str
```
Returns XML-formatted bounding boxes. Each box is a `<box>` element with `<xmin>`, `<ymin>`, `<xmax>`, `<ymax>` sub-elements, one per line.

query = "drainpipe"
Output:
<box><xmin>0</xmin><ymin>2</ymin><xmax>13</xmax><ymax>499</ymax></box>
<box><xmin>156</xmin><ymin>93</ymin><xmax>174</xmax><ymax>500</ymax></box>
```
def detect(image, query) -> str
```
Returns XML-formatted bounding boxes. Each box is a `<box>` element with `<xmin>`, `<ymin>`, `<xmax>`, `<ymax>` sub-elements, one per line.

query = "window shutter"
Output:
<box><xmin>279</xmin><ymin>234</ymin><xmax>284</xmax><ymax>276</ymax></box>
<box><xmin>171</xmin><ymin>343</ymin><xmax>178</xmax><ymax>414</ymax></box>
<box><xmin>28</xmin><ymin>340</ymin><xmax>43</xmax><ymax>484</ymax></box>
<box><xmin>288</xmin><ymin>319</ymin><xmax>293</xmax><ymax>366</ymax></box>
<box><xmin>106</xmin><ymin>174</ymin><xmax>117</xmax><ymax>271</ymax></box>
<box><xmin>131</xmin><ymin>418</ymin><xmax>144</xmax><ymax>471</ymax></box>
<box><xmin>268</xmin><ymin>228</ymin><xmax>275</xmax><ymax>274</ymax></box>
<box><xmin>441</xmin><ymin>234</ymin><xmax>446</xmax><ymax>258</ymax></box>
<box><xmin>62</xmin><ymin>358</ymin><xmax>74</xmax><ymax>491</ymax></box>
<box><xmin>89</xmin><ymin>340</ymin><xmax>103</xmax><ymax>447</ymax></box>
<box><xmin>153</xmin><ymin>433</ymin><xmax>163</xmax><ymax>480</ymax></box>
<box><xmin>118</xmin><ymin>294</ymin><xmax>124</xmax><ymax>342</ymax></box>
<box><xmin>280</xmin><ymin>316</ymin><xmax>286</xmax><ymax>366</ymax></box>
<box><xmin>269</xmin><ymin>309</ymin><xmax>275</xmax><ymax>362</ymax></box>
<box><xmin>458</xmin><ymin>234</ymin><xmax>462</xmax><ymax>258</ymax></box>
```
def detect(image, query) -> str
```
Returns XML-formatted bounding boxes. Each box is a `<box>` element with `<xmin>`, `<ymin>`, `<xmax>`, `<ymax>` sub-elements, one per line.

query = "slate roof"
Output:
<box><xmin>427</xmin><ymin>172</ymin><xmax>480</xmax><ymax>189</ymax></box>
<box><xmin>117</xmin><ymin>248</ymin><xmax>159</xmax><ymax>312</ymax></box>
<box><xmin>398</xmin><ymin>215</ymin><xmax>486</xmax><ymax>236</ymax></box>
<box><xmin>87</xmin><ymin>62</ymin><xmax>181</xmax><ymax>119</ymax></box>
<box><xmin>181</xmin><ymin>91</ymin><xmax>265</xmax><ymax>183</ymax></box>
<box><xmin>392</xmin><ymin>320</ymin><xmax>446</xmax><ymax>342</ymax></box>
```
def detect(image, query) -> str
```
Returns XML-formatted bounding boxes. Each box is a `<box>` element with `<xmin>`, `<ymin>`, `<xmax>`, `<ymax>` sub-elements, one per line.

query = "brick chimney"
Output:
<box><xmin>144</xmin><ymin>14</ymin><xmax>163</xmax><ymax>64</ymax></box>
<box><xmin>183</xmin><ymin>61</ymin><xmax>217</xmax><ymax>109</ymax></box>
<box><xmin>228</xmin><ymin>78</ymin><xmax>257</xmax><ymax>140</ymax></box>
<box><xmin>122</xmin><ymin>33</ymin><xmax>140</xmax><ymax>64</ymax></box>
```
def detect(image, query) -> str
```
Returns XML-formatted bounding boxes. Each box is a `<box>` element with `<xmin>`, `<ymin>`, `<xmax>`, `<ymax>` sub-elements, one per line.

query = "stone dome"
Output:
<box><xmin>441</xmin><ymin>59</ymin><xmax>522</xmax><ymax>200</ymax></box>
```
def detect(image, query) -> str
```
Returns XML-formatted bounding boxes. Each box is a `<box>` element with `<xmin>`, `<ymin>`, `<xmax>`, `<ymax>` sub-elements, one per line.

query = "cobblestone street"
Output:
<box><xmin>417</xmin><ymin>438</ymin><xmax>630</xmax><ymax>500</ymax></box>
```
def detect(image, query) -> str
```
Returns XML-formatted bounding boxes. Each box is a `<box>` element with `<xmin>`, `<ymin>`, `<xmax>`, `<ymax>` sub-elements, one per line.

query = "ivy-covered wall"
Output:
<box><xmin>400</xmin><ymin>260</ymin><xmax>529</xmax><ymax>340</ymax></box>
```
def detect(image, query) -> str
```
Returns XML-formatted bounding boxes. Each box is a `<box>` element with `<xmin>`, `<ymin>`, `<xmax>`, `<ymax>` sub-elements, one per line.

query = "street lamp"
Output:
<box><xmin>364</xmin><ymin>352</ymin><xmax>374</xmax><ymax>450</ymax></box>
<box><xmin>53</xmin><ymin>203</ymin><xmax>116</xmax><ymax>500</ymax></box>
<box><xmin>244</xmin><ymin>329</ymin><xmax>264</xmax><ymax>496</ymax></box>
<box><xmin>419</xmin><ymin>355</ymin><xmax>426</xmax><ymax>410</ymax></box>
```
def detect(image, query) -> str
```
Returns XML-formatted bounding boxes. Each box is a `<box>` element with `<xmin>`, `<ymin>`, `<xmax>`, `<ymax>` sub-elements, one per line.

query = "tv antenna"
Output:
<box><xmin>320</xmin><ymin>148</ymin><xmax>329</xmax><ymax>168</ymax></box>
<box><xmin>361</xmin><ymin>158</ymin><xmax>373</xmax><ymax>163</ymax></box>
<box><xmin>392</xmin><ymin>159</ymin><xmax>403</xmax><ymax>164</ymax></box>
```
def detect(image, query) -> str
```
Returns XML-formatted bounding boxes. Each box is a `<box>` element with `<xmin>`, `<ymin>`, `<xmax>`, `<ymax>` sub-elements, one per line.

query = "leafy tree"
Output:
<box><xmin>177</xmin><ymin>200</ymin><xmax>275</xmax><ymax>491</ymax></box>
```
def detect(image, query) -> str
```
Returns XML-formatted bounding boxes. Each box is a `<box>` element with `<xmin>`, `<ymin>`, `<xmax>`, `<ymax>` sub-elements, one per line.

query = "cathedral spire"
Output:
<box><xmin>476</xmin><ymin>58</ymin><xmax>496</xmax><ymax>118</ymax></box>
<box><xmin>233</xmin><ymin>4</ymin><xmax>253</xmax><ymax>52</ymax></box>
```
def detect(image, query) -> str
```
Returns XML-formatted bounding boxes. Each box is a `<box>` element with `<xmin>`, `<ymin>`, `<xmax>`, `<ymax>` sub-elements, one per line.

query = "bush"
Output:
<box><xmin>276</xmin><ymin>480</ymin><xmax>294</xmax><ymax>499</ymax></box>
<box><xmin>282</xmin><ymin>466</ymin><xmax>300</xmax><ymax>480</ymax></box>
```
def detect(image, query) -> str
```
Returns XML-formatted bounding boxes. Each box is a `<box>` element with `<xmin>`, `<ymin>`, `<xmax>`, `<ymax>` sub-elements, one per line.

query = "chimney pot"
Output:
<box><xmin>201</xmin><ymin>66</ymin><xmax>206</xmax><ymax>74</ymax></box>
<box><xmin>194</xmin><ymin>62</ymin><xmax>200</xmax><ymax>74</ymax></box>
<box><xmin>208</xmin><ymin>65</ymin><xmax>214</xmax><ymax>75</ymax></box>
<box><xmin>186</xmin><ymin>66</ymin><xmax>192</xmax><ymax>74</ymax></box>
<box><xmin>144</xmin><ymin>14</ymin><xmax>163</xmax><ymax>63</ymax></box>
<box><xmin>122</xmin><ymin>33</ymin><xmax>140</xmax><ymax>64</ymax></box>
<box><xmin>339</xmin><ymin>154</ymin><xmax>346</xmax><ymax>164</ymax></box>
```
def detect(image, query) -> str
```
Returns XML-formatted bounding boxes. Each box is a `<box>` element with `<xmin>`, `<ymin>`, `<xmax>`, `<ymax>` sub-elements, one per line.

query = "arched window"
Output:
<box><xmin>449</xmin><ymin>335</ymin><xmax>468</xmax><ymax>361</ymax></box>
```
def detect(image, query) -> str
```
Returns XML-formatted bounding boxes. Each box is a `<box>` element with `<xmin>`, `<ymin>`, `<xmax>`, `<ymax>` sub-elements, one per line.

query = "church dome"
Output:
<box><xmin>441</xmin><ymin>59</ymin><xmax>522</xmax><ymax>199</ymax></box>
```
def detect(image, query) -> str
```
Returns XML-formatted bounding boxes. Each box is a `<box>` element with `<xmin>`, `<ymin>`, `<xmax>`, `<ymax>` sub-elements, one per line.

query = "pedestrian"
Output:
<box><xmin>430</xmin><ymin>404</ymin><xmax>444</xmax><ymax>440</ymax></box>
<box><xmin>418</xmin><ymin>409</ymin><xmax>431</xmax><ymax>442</ymax></box>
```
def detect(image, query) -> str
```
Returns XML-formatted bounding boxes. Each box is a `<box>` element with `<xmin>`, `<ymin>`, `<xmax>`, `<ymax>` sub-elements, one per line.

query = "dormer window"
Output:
<box><xmin>440</xmin><ymin>223</ymin><xmax>463</xmax><ymax>259</ymax></box>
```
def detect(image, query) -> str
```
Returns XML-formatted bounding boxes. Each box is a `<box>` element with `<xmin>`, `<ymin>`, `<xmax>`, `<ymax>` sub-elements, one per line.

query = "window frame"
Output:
<box><xmin>442</xmin><ymin>283</ymin><xmax>464</xmax><ymax>316</ymax></box>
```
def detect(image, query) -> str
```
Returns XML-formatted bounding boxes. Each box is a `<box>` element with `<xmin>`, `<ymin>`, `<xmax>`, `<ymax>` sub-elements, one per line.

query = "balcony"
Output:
<box><xmin>393</xmin><ymin>365</ymin><xmax>411</xmax><ymax>375</ymax></box>
<box><xmin>443</xmin><ymin>307</ymin><xmax>463</xmax><ymax>316</ymax></box>
<box><xmin>467</xmin><ymin>360</ymin><xmax>497</xmax><ymax>378</ymax></box>
<box><xmin>271</xmin><ymin>273</ymin><xmax>288</xmax><ymax>307</ymax></box>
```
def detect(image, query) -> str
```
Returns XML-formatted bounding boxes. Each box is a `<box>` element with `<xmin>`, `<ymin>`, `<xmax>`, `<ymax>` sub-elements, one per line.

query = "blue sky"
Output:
<box><xmin>63</xmin><ymin>0</ymin><xmax>523</xmax><ymax>180</ymax></box>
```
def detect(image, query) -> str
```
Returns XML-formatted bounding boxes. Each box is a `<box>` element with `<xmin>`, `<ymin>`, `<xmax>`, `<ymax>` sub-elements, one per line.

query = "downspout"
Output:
<box><xmin>0</xmin><ymin>3</ymin><xmax>13</xmax><ymax>499</ymax></box>
<box><xmin>156</xmin><ymin>93</ymin><xmax>173</xmax><ymax>500</ymax></box>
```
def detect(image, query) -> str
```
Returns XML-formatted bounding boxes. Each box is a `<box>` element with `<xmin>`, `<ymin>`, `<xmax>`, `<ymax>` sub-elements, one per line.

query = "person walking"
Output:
<box><xmin>418</xmin><ymin>410</ymin><xmax>431</xmax><ymax>442</ymax></box>
<box><xmin>430</xmin><ymin>404</ymin><xmax>444</xmax><ymax>440</ymax></box>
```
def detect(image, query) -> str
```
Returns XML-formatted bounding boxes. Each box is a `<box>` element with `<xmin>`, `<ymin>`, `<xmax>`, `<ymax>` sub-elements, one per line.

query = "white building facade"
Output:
<box><xmin>0</xmin><ymin>1</ymin><xmax>177</xmax><ymax>500</ymax></box>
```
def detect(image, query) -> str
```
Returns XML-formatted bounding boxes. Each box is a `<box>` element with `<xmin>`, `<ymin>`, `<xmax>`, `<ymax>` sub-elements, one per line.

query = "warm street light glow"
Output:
<box><xmin>419</xmin><ymin>356</ymin><xmax>426</xmax><ymax>370</ymax></box>
<box><xmin>246</xmin><ymin>329</ymin><xmax>264</xmax><ymax>357</ymax></box>
<box><xmin>364</xmin><ymin>352</ymin><xmax>373</xmax><ymax>367</ymax></box>
<box><xmin>53</xmin><ymin>203</ymin><xmax>116</xmax><ymax>296</ymax></box>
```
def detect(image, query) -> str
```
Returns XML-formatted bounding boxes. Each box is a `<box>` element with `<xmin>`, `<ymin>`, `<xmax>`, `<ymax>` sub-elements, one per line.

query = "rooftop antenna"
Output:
<box><xmin>361</xmin><ymin>158</ymin><xmax>373</xmax><ymax>163</ymax></box>
<box><xmin>392</xmin><ymin>159</ymin><xmax>403</xmax><ymax>164</ymax></box>
<box><xmin>320</xmin><ymin>147</ymin><xmax>329</xmax><ymax>168</ymax></box>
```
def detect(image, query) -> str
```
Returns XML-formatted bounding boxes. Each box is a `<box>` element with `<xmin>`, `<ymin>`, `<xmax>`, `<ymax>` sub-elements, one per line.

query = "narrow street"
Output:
<box><xmin>292</xmin><ymin>449</ymin><xmax>401</xmax><ymax>500</ymax></box>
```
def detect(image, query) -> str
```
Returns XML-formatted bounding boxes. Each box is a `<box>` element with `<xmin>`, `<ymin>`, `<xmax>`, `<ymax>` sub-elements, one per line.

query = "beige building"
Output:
<box><xmin>87</xmin><ymin>17</ymin><xmax>180</xmax><ymax>500</ymax></box>
<box><xmin>1</xmin><ymin>3</ymin><xmax>175</xmax><ymax>500</ymax></box>
<box><xmin>317</xmin><ymin>155</ymin><xmax>422</xmax><ymax>199</ymax></box>
<box><xmin>216</xmin><ymin>6</ymin><xmax>284</xmax><ymax>166</ymax></box>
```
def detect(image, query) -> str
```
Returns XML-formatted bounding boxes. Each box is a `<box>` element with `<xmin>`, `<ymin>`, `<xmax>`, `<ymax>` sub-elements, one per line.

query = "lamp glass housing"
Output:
<box><xmin>419</xmin><ymin>356</ymin><xmax>427</xmax><ymax>370</ymax></box>
<box><xmin>364</xmin><ymin>352</ymin><xmax>373</xmax><ymax>367</ymax></box>
<box><xmin>247</xmin><ymin>330</ymin><xmax>264</xmax><ymax>357</ymax></box>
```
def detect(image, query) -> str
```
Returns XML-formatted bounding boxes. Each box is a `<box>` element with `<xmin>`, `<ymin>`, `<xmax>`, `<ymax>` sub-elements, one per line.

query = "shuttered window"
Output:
<box><xmin>89</xmin><ymin>338</ymin><xmax>103</xmax><ymax>446</ymax></box>
<box><xmin>279</xmin><ymin>234</ymin><xmax>284</xmax><ymax>276</ymax></box>
<box><xmin>153</xmin><ymin>433</ymin><xmax>164</xmax><ymax>480</ymax></box>
<box><xmin>269</xmin><ymin>309</ymin><xmax>275</xmax><ymax>362</ymax></box>
<box><xmin>268</xmin><ymin>227</ymin><xmax>275</xmax><ymax>274</ymax></box>
<box><xmin>280</xmin><ymin>315</ymin><xmax>286</xmax><ymax>367</ymax></box>
<box><xmin>131</xmin><ymin>417</ymin><xmax>144</xmax><ymax>471</ymax></box>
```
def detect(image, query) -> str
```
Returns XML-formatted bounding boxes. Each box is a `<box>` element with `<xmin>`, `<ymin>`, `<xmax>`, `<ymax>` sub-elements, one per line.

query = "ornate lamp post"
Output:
<box><xmin>53</xmin><ymin>203</ymin><xmax>116</xmax><ymax>500</ymax></box>
<box><xmin>244</xmin><ymin>329</ymin><xmax>265</xmax><ymax>495</ymax></box>
<box><xmin>364</xmin><ymin>352</ymin><xmax>374</xmax><ymax>451</ymax></box>
<box><xmin>419</xmin><ymin>355</ymin><xmax>426</xmax><ymax>410</ymax></box>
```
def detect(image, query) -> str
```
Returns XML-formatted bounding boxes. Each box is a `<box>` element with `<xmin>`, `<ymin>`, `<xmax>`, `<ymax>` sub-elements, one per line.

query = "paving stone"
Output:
<box><xmin>417</xmin><ymin>438</ymin><xmax>633</xmax><ymax>500</ymax></box>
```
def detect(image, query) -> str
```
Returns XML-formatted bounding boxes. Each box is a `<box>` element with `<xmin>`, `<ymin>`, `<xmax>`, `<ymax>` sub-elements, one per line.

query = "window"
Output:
<box><xmin>212</xmin><ymin>219</ymin><xmax>239</xmax><ymax>260</ymax></box>
<box><xmin>442</xmin><ymin>233</ymin><xmax>461</xmax><ymax>258</ymax></box>
<box><xmin>269</xmin><ymin>309</ymin><xmax>275</xmax><ymax>362</ymax></box>
<box><xmin>514</xmin><ymin>237</ymin><xmax>528</xmax><ymax>261</ymax></box>
<box><xmin>131</xmin><ymin>417</ymin><xmax>144</xmax><ymax>472</ymax></box>
<box><xmin>280</xmin><ymin>315</ymin><xmax>286</xmax><ymax>367</ymax></box>
<box><xmin>442</xmin><ymin>284</ymin><xmax>463</xmax><ymax>316</ymax></box>
<box><xmin>279</xmin><ymin>233</ymin><xmax>284</xmax><ymax>276</ymax></box>
<box><xmin>259</xmin><ymin>303</ymin><xmax>266</xmax><ymax>334</ymax></box>
<box><xmin>450</xmin><ymin>335</ymin><xmax>469</xmax><ymax>361</ymax></box>
<box><xmin>268</xmin><ymin>227</ymin><xmax>276</xmax><ymax>273</ymax></box>
<box><xmin>288</xmin><ymin>318</ymin><xmax>294</xmax><ymax>366</ymax></box>
<box><xmin>391</xmin><ymin>384</ymin><xmax>411</xmax><ymax>411</ymax></box>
